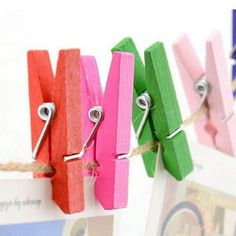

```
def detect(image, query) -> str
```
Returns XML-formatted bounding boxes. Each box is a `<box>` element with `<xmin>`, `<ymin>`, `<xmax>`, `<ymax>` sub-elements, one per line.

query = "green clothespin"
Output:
<box><xmin>112</xmin><ymin>38</ymin><xmax>193</xmax><ymax>180</ymax></box>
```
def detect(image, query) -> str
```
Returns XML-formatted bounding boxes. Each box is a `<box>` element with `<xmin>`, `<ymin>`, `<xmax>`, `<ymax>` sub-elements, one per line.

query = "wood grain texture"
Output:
<box><xmin>28</xmin><ymin>50</ymin><xmax>84</xmax><ymax>214</ymax></box>
<box><xmin>145</xmin><ymin>42</ymin><xmax>193</xmax><ymax>180</ymax></box>
<box><xmin>112</xmin><ymin>38</ymin><xmax>157</xmax><ymax>177</ymax></box>
<box><xmin>174</xmin><ymin>33</ymin><xmax>236</xmax><ymax>157</ymax></box>
<box><xmin>81</xmin><ymin>56</ymin><xmax>103</xmax><ymax>176</ymax></box>
<box><xmin>113</xmin><ymin>38</ymin><xmax>193</xmax><ymax>179</ymax></box>
<box><xmin>28</xmin><ymin>51</ymin><xmax>53</xmax><ymax>173</ymax></box>
<box><xmin>94</xmin><ymin>52</ymin><xmax>134</xmax><ymax>209</ymax></box>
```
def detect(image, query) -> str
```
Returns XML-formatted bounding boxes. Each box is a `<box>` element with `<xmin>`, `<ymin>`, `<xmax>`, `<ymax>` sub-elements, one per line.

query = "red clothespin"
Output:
<box><xmin>173</xmin><ymin>32</ymin><xmax>236</xmax><ymax>156</ymax></box>
<box><xmin>28</xmin><ymin>49</ymin><xmax>84</xmax><ymax>214</ymax></box>
<box><xmin>66</xmin><ymin>52</ymin><xmax>134</xmax><ymax>209</ymax></box>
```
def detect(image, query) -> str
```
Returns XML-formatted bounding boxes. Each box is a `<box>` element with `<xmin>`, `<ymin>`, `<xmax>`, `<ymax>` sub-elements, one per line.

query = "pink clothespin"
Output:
<box><xmin>66</xmin><ymin>52</ymin><xmax>134</xmax><ymax>209</ymax></box>
<box><xmin>80</xmin><ymin>56</ymin><xmax>103</xmax><ymax>176</ymax></box>
<box><xmin>95</xmin><ymin>52</ymin><xmax>134</xmax><ymax>209</ymax></box>
<box><xmin>173</xmin><ymin>32</ymin><xmax>236</xmax><ymax>156</ymax></box>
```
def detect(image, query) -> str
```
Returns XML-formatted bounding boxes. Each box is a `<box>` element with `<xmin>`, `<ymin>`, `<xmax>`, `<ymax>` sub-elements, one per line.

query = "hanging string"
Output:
<box><xmin>0</xmin><ymin>105</ymin><xmax>207</xmax><ymax>174</ymax></box>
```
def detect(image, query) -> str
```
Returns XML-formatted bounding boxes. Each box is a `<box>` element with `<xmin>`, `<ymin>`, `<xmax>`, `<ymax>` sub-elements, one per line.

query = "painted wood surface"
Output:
<box><xmin>81</xmin><ymin>56</ymin><xmax>103</xmax><ymax>176</ymax></box>
<box><xmin>173</xmin><ymin>35</ymin><xmax>215</xmax><ymax>148</ymax></box>
<box><xmin>145</xmin><ymin>42</ymin><xmax>193</xmax><ymax>180</ymax></box>
<box><xmin>113</xmin><ymin>38</ymin><xmax>193</xmax><ymax>180</ymax></box>
<box><xmin>206</xmin><ymin>32</ymin><xmax>236</xmax><ymax>156</ymax></box>
<box><xmin>112</xmin><ymin>38</ymin><xmax>157</xmax><ymax>177</ymax></box>
<box><xmin>174</xmin><ymin>33</ymin><xmax>236</xmax><ymax>157</ymax></box>
<box><xmin>28</xmin><ymin>50</ymin><xmax>84</xmax><ymax>214</ymax></box>
<box><xmin>95</xmin><ymin>52</ymin><xmax>134</xmax><ymax>209</ymax></box>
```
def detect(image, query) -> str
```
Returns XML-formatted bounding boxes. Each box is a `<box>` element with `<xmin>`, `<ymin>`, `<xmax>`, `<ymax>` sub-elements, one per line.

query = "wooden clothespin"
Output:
<box><xmin>112</xmin><ymin>38</ymin><xmax>193</xmax><ymax>180</ymax></box>
<box><xmin>28</xmin><ymin>49</ymin><xmax>84</xmax><ymax>214</ymax></box>
<box><xmin>80</xmin><ymin>56</ymin><xmax>103</xmax><ymax>176</ymax></box>
<box><xmin>66</xmin><ymin>52</ymin><xmax>134</xmax><ymax>209</ymax></box>
<box><xmin>95</xmin><ymin>52</ymin><xmax>134</xmax><ymax>209</ymax></box>
<box><xmin>173</xmin><ymin>32</ymin><xmax>236</xmax><ymax>156</ymax></box>
<box><xmin>232</xmin><ymin>9</ymin><xmax>236</xmax><ymax>95</ymax></box>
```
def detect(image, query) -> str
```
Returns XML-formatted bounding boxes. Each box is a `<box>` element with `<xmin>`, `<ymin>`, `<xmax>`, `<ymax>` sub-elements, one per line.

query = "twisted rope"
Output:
<box><xmin>0</xmin><ymin>106</ymin><xmax>207</xmax><ymax>174</ymax></box>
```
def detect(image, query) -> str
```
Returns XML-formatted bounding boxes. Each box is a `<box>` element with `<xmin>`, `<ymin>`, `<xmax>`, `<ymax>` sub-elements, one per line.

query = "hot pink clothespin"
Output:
<box><xmin>66</xmin><ymin>52</ymin><xmax>134</xmax><ymax>209</ymax></box>
<box><xmin>95</xmin><ymin>52</ymin><xmax>134</xmax><ymax>209</ymax></box>
<box><xmin>173</xmin><ymin>32</ymin><xmax>236</xmax><ymax>156</ymax></box>
<box><xmin>80</xmin><ymin>56</ymin><xmax>103</xmax><ymax>176</ymax></box>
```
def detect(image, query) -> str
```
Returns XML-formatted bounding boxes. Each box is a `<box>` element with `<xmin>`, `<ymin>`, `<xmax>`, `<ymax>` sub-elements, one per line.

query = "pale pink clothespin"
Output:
<box><xmin>66</xmin><ymin>52</ymin><xmax>134</xmax><ymax>209</ymax></box>
<box><xmin>173</xmin><ymin>32</ymin><xmax>236</xmax><ymax>156</ymax></box>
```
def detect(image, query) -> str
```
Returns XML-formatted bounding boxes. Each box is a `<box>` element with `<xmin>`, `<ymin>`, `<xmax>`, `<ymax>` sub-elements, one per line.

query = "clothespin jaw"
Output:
<box><xmin>94</xmin><ymin>52</ymin><xmax>134</xmax><ymax>209</ymax></box>
<box><xmin>173</xmin><ymin>35</ymin><xmax>215</xmax><ymax>148</ymax></box>
<box><xmin>145</xmin><ymin>42</ymin><xmax>193</xmax><ymax>180</ymax></box>
<box><xmin>113</xmin><ymin>38</ymin><xmax>193</xmax><ymax>180</ymax></box>
<box><xmin>112</xmin><ymin>38</ymin><xmax>157</xmax><ymax>178</ymax></box>
<box><xmin>28</xmin><ymin>50</ymin><xmax>84</xmax><ymax>214</ymax></box>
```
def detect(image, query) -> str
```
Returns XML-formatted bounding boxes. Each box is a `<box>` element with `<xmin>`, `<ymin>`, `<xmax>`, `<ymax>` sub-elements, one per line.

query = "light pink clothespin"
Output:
<box><xmin>173</xmin><ymin>32</ymin><xmax>236</xmax><ymax>156</ymax></box>
<box><xmin>67</xmin><ymin>52</ymin><xmax>134</xmax><ymax>209</ymax></box>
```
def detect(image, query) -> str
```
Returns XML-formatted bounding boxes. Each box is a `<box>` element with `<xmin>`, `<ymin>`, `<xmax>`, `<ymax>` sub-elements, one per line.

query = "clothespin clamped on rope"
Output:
<box><xmin>64</xmin><ymin>52</ymin><xmax>135</xmax><ymax>210</ymax></box>
<box><xmin>173</xmin><ymin>32</ymin><xmax>236</xmax><ymax>156</ymax></box>
<box><xmin>112</xmin><ymin>38</ymin><xmax>193</xmax><ymax>180</ymax></box>
<box><xmin>28</xmin><ymin>49</ymin><xmax>84</xmax><ymax>214</ymax></box>
<box><xmin>28</xmin><ymin>50</ymin><xmax>134</xmax><ymax>212</ymax></box>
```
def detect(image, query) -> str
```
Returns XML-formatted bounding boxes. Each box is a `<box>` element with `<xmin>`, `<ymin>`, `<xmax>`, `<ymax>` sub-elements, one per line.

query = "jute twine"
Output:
<box><xmin>0</xmin><ymin>106</ymin><xmax>208</xmax><ymax>174</ymax></box>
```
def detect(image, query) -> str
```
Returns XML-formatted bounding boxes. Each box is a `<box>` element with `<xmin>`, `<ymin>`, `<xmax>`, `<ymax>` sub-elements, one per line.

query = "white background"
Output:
<box><xmin>0</xmin><ymin>0</ymin><xmax>235</xmax><ymax>235</ymax></box>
